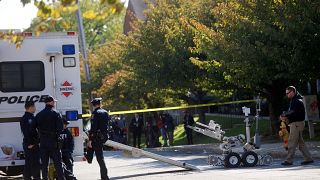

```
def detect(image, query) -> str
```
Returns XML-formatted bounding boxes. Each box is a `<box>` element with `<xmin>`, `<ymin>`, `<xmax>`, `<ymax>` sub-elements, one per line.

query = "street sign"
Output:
<box><xmin>303</xmin><ymin>95</ymin><xmax>319</xmax><ymax>121</ymax></box>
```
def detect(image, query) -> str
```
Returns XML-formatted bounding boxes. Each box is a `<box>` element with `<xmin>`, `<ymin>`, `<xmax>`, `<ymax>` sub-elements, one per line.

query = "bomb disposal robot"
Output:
<box><xmin>0</xmin><ymin>32</ymin><xmax>84</xmax><ymax>176</ymax></box>
<box><xmin>187</xmin><ymin>106</ymin><xmax>273</xmax><ymax>168</ymax></box>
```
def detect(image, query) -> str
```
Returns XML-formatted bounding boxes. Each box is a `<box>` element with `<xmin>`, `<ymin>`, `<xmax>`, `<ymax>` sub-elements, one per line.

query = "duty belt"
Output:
<box><xmin>39</xmin><ymin>130</ymin><xmax>57</xmax><ymax>138</ymax></box>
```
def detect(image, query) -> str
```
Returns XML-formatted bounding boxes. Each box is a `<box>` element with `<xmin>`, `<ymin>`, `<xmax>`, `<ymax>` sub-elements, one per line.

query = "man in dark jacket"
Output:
<box><xmin>183</xmin><ymin>111</ymin><xmax>195</xmax><ymax>145</ymax></box>
<box><xmin>129</xmin><ymin>113</ymin><xmax>144</xmax><ymax>148</ymax></box>
<box><xmin>280</xmin><ymin>86</ymin><xmax>313</xmax><ymax>166</ymax></box>
<box><xmin>35</xmin><ymin>96</ymin><xmax>65</xmax><ymax>180</ymax></box>
<box><xmin>20</xmin><ymin>101</ymin><xmax>41</xmax><ymax>180</ymax></box>
<box><xmin>86</xmin><ymin>98</ymin><xmax>110</xmax><ymax>180</ymax></box>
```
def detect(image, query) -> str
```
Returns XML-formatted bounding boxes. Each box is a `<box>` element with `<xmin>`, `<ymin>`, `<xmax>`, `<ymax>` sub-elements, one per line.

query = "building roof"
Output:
<box><xmin>123</xmin><ymin>0</ymin><xmax>155</xmax><ymax>34</ymax></box>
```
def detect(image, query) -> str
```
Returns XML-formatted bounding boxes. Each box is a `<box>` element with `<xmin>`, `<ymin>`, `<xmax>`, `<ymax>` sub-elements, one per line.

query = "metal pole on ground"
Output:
<box><xmin>105</xmin><ymin>140</ymin><xmax>200</xmax><ymax>171</ymax></box>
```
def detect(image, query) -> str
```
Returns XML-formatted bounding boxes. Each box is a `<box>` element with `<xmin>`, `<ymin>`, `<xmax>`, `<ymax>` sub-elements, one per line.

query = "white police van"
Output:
<box><xmin>0</xmin><ymin>32</ymin><xmax>84</xmax><ymax>175</ymax></box>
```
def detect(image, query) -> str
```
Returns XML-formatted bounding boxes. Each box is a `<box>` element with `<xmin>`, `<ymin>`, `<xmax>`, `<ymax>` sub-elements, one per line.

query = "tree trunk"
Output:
<box><xmin>195</xmin><ymin>106</ymin><xmax>207</xmax><ymax>124</ymax></box>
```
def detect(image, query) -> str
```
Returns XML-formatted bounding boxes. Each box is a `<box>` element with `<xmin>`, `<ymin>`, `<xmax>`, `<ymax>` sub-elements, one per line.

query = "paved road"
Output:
<box><xmin>1</xmin><ymin>150</ymin><xmax>320</xmax><ymax>180</ymax></box>
<box><xmin>78</xmin><ymin>151</ymin><xmax>320</xmax><ymax>180</ymax></box>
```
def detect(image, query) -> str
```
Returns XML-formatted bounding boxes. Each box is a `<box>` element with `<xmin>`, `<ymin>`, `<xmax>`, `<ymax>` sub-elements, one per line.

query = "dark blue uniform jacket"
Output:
<box><xmin>61</xmin><ymin>129</ymin><xmax>74</xmax><ymax>154</ymax></box>
<box><xmin>20</xmin><ymin>112</ymin><xmax>39</xmax><ymax>146</ymax></box>
<box><xmin>35</xmin><ymin>105</ymin><xmax>63</xmax><ymax>139</ymax></box>
<box><xmin>89</xmin><ymin>107</ymin><xmax>109</xmax><ymax>141</ymax></box>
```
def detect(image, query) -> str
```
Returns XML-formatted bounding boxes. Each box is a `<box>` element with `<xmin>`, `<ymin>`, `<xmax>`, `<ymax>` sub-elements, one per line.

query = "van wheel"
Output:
<box><xmin>3</xmin><ymin>166</ymin><xmax>24</xmax><ymax>176</ymax></box>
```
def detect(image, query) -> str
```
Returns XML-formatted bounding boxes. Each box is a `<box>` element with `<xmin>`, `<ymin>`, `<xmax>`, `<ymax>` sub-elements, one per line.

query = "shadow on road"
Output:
<box><xmin>111</xmin><ymin>169</ymin><xmax>192</xmax><ymax>180</ymax></box>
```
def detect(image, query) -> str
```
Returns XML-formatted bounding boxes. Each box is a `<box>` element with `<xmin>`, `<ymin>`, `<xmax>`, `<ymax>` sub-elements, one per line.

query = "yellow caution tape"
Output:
<box><xmin>82</xmin><ymin>99</ymin><xmax>255</xmax><ymax>118</ymax></box>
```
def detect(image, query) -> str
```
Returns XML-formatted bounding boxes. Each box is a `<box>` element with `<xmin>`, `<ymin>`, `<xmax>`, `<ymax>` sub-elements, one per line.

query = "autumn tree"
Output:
<box><xmin>91</xmin><ymin>0</ymin><xmax>234</xmax><ymax>122</ymax></box>
<box><xmin>188</xmin><ymin>0</ymin><xmax>320</xmax><ymax>133</ymax></box>
<box><xmin>95</xmin><ymin>0</ymin><xmax>320</xmax><ymax>133</ymax></box>
<box><xmin>1</xmin><ymin>0</ymin><xmax>123</xmax><ymax>48</ymax></box>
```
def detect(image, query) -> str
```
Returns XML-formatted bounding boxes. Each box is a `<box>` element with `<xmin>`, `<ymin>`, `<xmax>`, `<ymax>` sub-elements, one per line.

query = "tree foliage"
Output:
<box><xmin>87</xmin><ymin>0</ymin><xmax>235</xmax><ymax>115</ymax></box>
<box><xmin>184</xmin><ymin>0</ymin><xmax>320</xmax><ymax>131</ymax></box>
<box><xmin>28</xmin><ymin>0</ymin><xmax>125</xmax><ymax>49</ymax></box>
<box><xmin>1</xmin><ymin>0</ymin><xmax>123</xmax><ymax>48</ymax></box>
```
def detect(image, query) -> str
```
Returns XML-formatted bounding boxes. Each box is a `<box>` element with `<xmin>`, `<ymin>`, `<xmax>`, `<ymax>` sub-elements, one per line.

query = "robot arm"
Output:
<box><xmin>187</xmin><ymin>120</ymin><xmax>248</xmax><ymax>152</ymax></box>
<box><xmin>187</xmin><ymin>120</ymin><xmax>225</xmax><ymax>141</ymax></box>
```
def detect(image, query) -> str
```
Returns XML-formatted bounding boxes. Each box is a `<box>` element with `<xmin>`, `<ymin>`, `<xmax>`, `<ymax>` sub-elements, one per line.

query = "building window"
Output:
<box><xmin>0</xmin><ymin>61</ymin><xmax>45</xmax><ymax>92</ymax></box>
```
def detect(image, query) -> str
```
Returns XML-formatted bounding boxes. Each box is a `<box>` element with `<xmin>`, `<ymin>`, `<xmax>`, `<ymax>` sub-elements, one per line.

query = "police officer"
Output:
<box><xmin>20</xmin><ymin>101</ymin><xmax>41</xmax><ymax>180</ymax></box>
<box><xmin>61</xmin><ymin>119</ymin><xmax>75</xmax><ymax>173</ymax></box>
<box><xmin>35</xmin><ymin>96</ymin><xmax>65</xmax><ymax>180</ymax></box>
<box><xmin>86</xmin><ymin>98</ymin><xmax>110</xmax><ymax>180</ymax></box>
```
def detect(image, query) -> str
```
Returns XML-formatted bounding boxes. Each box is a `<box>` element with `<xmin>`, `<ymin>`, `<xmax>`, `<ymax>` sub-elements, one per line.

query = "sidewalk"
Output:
<box><xmin>150</xmin><ymin>141</ymin><xmax>320</xmax><ymax>159</ymax></box>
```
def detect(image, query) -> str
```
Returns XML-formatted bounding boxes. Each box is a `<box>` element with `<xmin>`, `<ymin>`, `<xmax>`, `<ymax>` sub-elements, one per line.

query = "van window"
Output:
<box><xmin>0</xmin><ymin>61</ymin><xmax>45</xmax><ymax>92</ymax></box>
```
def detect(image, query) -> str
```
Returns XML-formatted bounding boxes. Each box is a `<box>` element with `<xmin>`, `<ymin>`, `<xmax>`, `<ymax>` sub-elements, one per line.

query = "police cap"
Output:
<box><xmin>44</xmin><ymin>95</ymin><xmax>57</xmax><ymax>103</ymax></box>
<box><xmin>91</xmin><ymin>98</ymin><xmax>102</xmax><ymax>105</ymax></box>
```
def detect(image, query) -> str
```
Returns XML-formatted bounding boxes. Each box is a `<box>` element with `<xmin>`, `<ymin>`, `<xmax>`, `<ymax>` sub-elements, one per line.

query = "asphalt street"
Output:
<box><xmin>77</xmin><ymin>150</ymin><xmax>320</xmax><ymax>180</ymax></box>
<box><xmin>1</xmin><ymin>149</ymin><xmax>319</xmax><ymax>180</ymax></box>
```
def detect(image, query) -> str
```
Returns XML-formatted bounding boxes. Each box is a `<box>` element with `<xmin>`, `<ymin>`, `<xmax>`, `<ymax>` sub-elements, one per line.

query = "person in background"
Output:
<box><xmin>183</xmin><ymin>111</ymin><xmax>195</xmax><ymax>145</ymax></box>
<box><xmin>164</xmin><ymin>113</ymin><xmax>175</xmax><ymax>146</ymax></box>
<box><xmin>157</xmin><ymin>114</ymin><xmax>168</xmax><ymax>147</ymax></box>
<box><xmin>280</xmin><ymin>86</ymin><xmax>314</xmax><ymax>166</ymax></box>
<box><xmin>61</xmin><ymin>119</ymin><xmax>74</xmax><ymax>173</ymax></box>
<box><xmin>145</xmin><ymin>113</ymin><xmax>155</xmax><ymax>148</ymax></box>
<box><xmin>129</xmin><ymin>113</ymin><xmax>144</xmax><ymax>148</ymax></box>
<box><xmin>117</xmin><ymin>115</ymin><xmax>127</xmax><ymax>144</ymax></box>
<box><xmin>20</xmin><ymin>101</ymin><xmax>41</xmax><ymax>180</ymax></box>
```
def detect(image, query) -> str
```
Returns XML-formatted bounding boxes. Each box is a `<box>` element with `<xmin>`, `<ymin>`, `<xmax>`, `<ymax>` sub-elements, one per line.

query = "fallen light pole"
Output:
<box><xmin>105</xmin><ymin>140</ymin><xmax>200</xmax><ymax>171</ymax></box>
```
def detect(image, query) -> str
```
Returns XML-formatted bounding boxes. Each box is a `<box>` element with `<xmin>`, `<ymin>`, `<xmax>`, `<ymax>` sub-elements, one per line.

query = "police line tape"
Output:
<box><xmin>82</xmin><ymin>99</ymin><xmax>256</xmax><ymax>118</ymax></box>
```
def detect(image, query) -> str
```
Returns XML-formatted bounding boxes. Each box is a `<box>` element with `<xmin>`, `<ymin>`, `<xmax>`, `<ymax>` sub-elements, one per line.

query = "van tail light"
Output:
<box><xmin>23</xmin><ymin>32</ymin><xmax>33</xmax><ymax>37</ymax></box>
<box><xmin>67</xmin><ymin>31</ymin><xmax>76</xmax><ymax>36</ymax></box>
<box><xmin>68</xmin><ymin>127</ymin><xmax>80</xmax><ymax>137</ymax></box>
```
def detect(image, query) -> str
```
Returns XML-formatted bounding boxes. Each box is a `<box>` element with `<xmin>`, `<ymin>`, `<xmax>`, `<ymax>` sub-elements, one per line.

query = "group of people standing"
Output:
<box><xmin>20</xmin><ymin>97</ymin><xmax>111</xmax><ymax>180</ymax></box>
<box><xmin>129</xmin><ymin>112</ymin><xmax>176</xmax><ymax>148</ymax></box>
<box><xmin>20</xmin><ymin>96</ymin><xmax>76</xmax><ymax>180</ymax></box>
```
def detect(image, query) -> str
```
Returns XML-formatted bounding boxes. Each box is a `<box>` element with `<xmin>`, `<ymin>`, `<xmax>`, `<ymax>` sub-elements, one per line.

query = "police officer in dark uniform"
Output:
<box><xmin>20</xmin><ymin>101</ymin><xmax>41</xmax><ymax>180</ymax></box>
<box><xmin>61</xmin><ymin>119</ymin><xmax>75</xmax><ymax>173</ymax></box>
<box><xmin>86</xmin><ymin>98</ymin><xmax>110</xmax><ymax>180</ymax></box>
<box><xmin>35</xmin><ymin>96</ymin><xmax>65</xmax><ymax>180</ymax></box>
